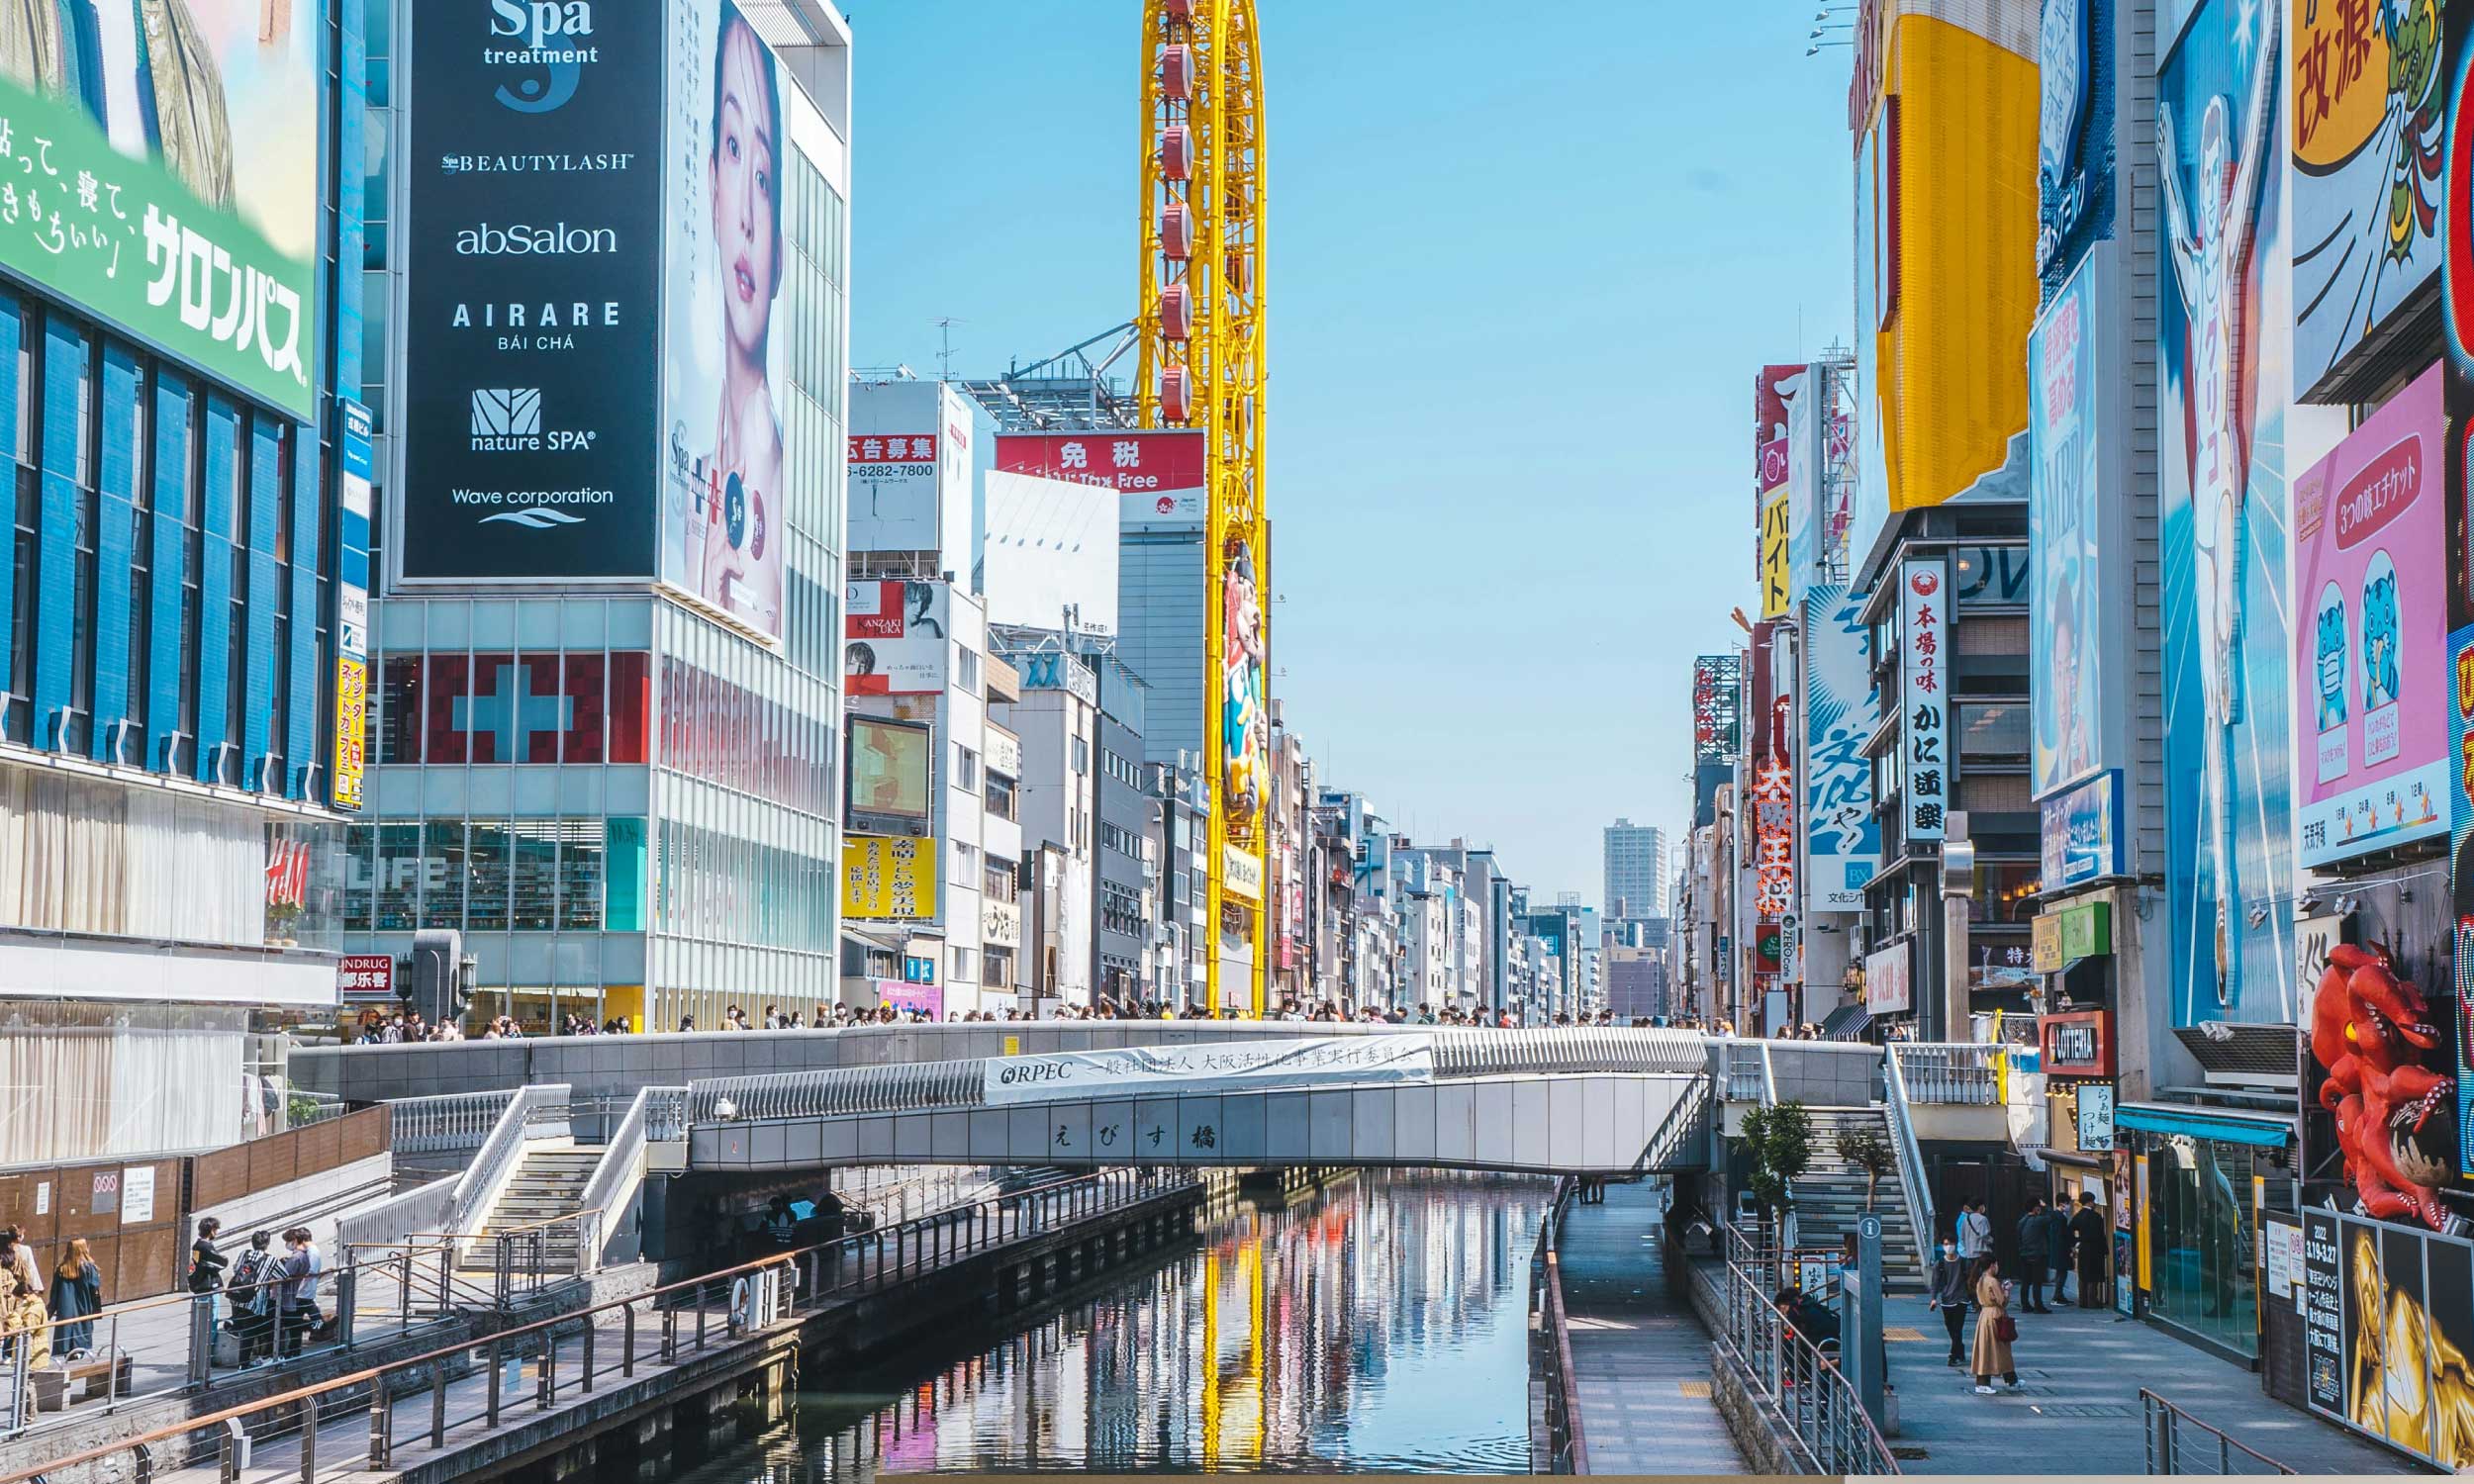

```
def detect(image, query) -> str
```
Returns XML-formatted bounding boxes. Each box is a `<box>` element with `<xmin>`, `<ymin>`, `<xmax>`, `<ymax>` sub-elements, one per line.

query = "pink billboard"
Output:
<box><xmin>874</xmin><ymin>980</ymin><xmax>946</xmax><ymax>1019</ymax></box>
<box><xmin>2292</xmin><ymin>362</ymin><xmax>2449</xmax><ymax>869</ymax></box>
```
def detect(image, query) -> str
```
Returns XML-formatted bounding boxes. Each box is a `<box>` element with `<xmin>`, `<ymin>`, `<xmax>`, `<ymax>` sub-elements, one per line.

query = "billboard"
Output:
<box><xmin>2040</xmin><ymin>770</ymin><xmax>2124</xmax><ymax>889</ymax></box>
<box><xmin>2037</xmin><ymin>0</ymin><xmax>2117</xmax><ymax>287</ymax></box>
<box><xmin>2159</xmin><ymin>0</ymin><xmax>2295</xmax><ymax>1026</ymax></box>
<box><xmin>841</xmin><ymin>835</ymin><xmax>937</xmax><ymax>920</ymax></box>
<box><xmin>1898</xmin><ymin>560</ymin><xmax>1951</xmax><ymax>842</ymax></box>
<box><xmin>2293</xmin><ymin>362</ymin><xmax>2449</xmax><ymax>868</ymax></box>
<box><xmin>1754</xmin><ymin>365</ymin><xmax>1800</xmax><ymax>506</ymax></box>
<box><xmin>983</xmin><ymin>470</ymin><xmax>1119</xmax><ymax>635</ymax></box>
<box><xmin>658</xmin><ymin>0</ymin><xmax>808</xmax><ymax>643</ymax></box>
<box><xmin>2301</xmin><ymin>1209</ymin><xmax>2474</xmax><ymax>1467</ymax></box>
<box><xmin>1844</xmin><ymin>0</ymin><xmax>2039</xmax><ymax>569</ymax></box>
<box><xmin>2293</xmin><ymin>0</ymin><xmax>2444</xmax><ymax>397</ymax></box>
<box><xmin>844</xmin><ymin>580</ymin><xmax>949</xmax><ymax>696</ymax></box>
<box><xmin>1222</xmin><ymin>537</ymin><xmax>1268</xmax><ymax>827</ymax></box>
<box><xmin>333</xmin><ymin>399</ymin><xmax>375</xmax><ymax>812</ymax></box>
<box><xmin>1750</xmin><ymin>748</ymin><xmax>1795</xmax><ymax>917</ymax></box>
<box><xmin>846</xmin><ymin>715</ymin><xmax>931</xmax><ymax>837</ymax></box>
<box><xmin>2031</xmin><ymin>251</ymin><xmax>2130</xmax><ymax>800</ymax></box>
<box><xmin>0</xmin><ymin>0</ymin><xmax>319</xmax><ymax>417</ymax></box>
<box><xmin>1692</xmin><ymin>653</ymin><xmax>1744</xmax><ymax>761</ymax></box>
<box><xmin>995</xmin><ymin>429</ymin><xmax>1210</xmax><ymax>531</ymax></box>
<box><xmin>1804</xmin><ymin>583</ymin><xmax>1880</xmax><ymax>911</ymax></box>
<box><xmin>401</xmin><ymin>0</ymin><xmax>665</xmax><ymax>581</ymax></box>
<box><xmin>847</xmin><ymin>379</ymin><xmax>974</xmax><ymax>563</ymax></box>
<box><xmin>1864</xmin><ymin>940</ymin><xmax>1911</xmax><ymax>1016</ymax></box>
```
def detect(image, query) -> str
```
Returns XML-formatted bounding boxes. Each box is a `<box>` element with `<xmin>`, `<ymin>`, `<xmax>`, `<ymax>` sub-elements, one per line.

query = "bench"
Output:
<box><xmin>29</xmin><ymin>1350</ymin><xmax>135</xmax><ymax>1411</ymax></box>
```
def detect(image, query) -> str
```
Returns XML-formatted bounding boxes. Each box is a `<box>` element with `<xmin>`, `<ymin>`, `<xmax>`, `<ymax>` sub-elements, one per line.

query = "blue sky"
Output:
<box><xmin>846</xmin><ymin>1</ymin><xmax>1856</xmax><ymax>906</ymax></box>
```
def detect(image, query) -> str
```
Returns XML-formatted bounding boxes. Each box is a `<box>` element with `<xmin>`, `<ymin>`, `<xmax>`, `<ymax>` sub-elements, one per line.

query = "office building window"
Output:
<box><xmin>956</xmin><ymin>747</ymin><xmax>978</xmax><ymax>790</ymax></box>
<box><xmin>957</xmin><ymin>647</ymin><xmax>980</xmax><ymax>695</ymax></box>
<box><xmin>1071</xmin><ymin>735</ymin><xmax>1089</xmax><ymax>775</ymax></box>
<box><xmin>951</xmin><ymin>946</ymin><xmax>973</xmax><ymax>982</ymax></box>
<box><xmin>986</xmin><ymin>774</ymin><xmax>1016</xmax><ymax>820</ymax></box>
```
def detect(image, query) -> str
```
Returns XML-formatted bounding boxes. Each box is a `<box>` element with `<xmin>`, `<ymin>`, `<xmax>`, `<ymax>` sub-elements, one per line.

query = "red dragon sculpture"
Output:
<box><xmin>2311</xmin><ymin>942</ymin><xmax>2456</xmax><ymax>1230</ymax></box>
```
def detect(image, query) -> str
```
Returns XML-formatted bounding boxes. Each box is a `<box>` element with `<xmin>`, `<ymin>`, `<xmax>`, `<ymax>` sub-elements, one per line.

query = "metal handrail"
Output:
<box><xmin>1890</xmin><ymin>1042</ymin><xmax>1999</xmax><ymax>1105</ymax></box>
<box><xmin>1760</xmin><ymin>1041</ymin><xmax>1779</xmax><ymax>1104</ymax></box>
<box><xmin>576</xmin><ymin>1086</ymin><xmax>676</xmax><ymax>1264</ymax></box>
<box><xmin>444</xmin><ymin>1083</ymin><xmax>571</xmax><ymax>1246</ymax></box>
<box><xmin>2</xmin><ymin>1167</ymin><xmax>1192</xmax><ymax>1484</ymax></box>
<box><xmin>2141</xmin><ymin>1390</ymin><xmax>2297</xmax><ymax>1474</ymax></box>
<box><xmin>387</xmin><ymin>1089</ymin><xmax>521</xmax><ymax>1154</ymax></box>
<box><xmin>1528</xmin><ymin>1176</ymin><xmax>1589</xmax><ymax>1474</ymax></box>
<box><xmin>1883</xmin><ymin>1047</ymin><xmax>1940</xmax><ymax>1257</ymax></box>
<box><xmin>1710</xmin><ymin>1236</ymin><xmax>1900</xmax><ymax>1476</ymax></box>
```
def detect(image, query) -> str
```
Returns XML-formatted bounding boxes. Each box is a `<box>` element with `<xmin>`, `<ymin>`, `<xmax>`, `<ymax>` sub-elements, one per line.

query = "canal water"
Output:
<box><xmin>693</xmin><ymin>1170</ymin><xmax>1556</xmax><ymax>1477</ymax></box>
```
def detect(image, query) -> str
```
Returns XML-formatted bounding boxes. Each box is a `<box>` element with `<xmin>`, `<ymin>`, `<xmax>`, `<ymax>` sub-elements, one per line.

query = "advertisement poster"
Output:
<box><xmin>2455</xmin><ymin>625</ymin><xmax>2474</xmax><ymax>1175</ymax></box>
<box><xmin>2427</xmin><ymin>1239</ymin><xmax>2474</xmax><ymax>1466</ymax></box>
<box><xmin>1803</xmin><ymin>583</ymin><xmax>1880</xmax><ymax>912</ymax></box>
<box><xmin>1863</xmin><ymin>940</ymin><xmax>1911</xmax><ymax>1016</ymax></box>
<box><xmin>846</xmin><ymin>716</ymin><xmax>931</xmax><ymax>831</ymax></box>
<box><xmin>2041</xmin><ymin>770</ymin><xmax>2124</xmax><ymax>888</ymax></box>
<box><xmin>2158</xmin><ymin>0</ymin><xmax>2296</xmax><ymax>1026</ymax></box>
<box><xmin>1222</xmin><ymin>542</ymin><xmax>1269</xmax><ymax>828</ymax></box>
<box><xmin>333</xmin><ymin>398</ymin><xmax>373</xmax><ymax>811</ymax></box>
<box><xmin>2306</xmin><ymin>1210</ymin><xmax>2474</xmax><ymax>1466</ymax></box>
<box><xmin>848</xmin><ymin>379</ymin><xmax>973</xmax><ymax>558</ymax></box>
<box><xmin>2038</xmin><ymin>0</ymin><xmax>2117</xmax><ymax>286</ymax></box>
<box><xmin>2030</xmin><ymin>254</ymin><xmax>2122</xmax><ymax>800</ymax></box>
<box><xmin>1758</xmin><ymin>491</ymin><xmax>1791</xmax><ymax>619</ymax></box>
<box><xmin>401</xmin><ymin>0</ymin><xmax>663</xmax><ymax>581</ymax></box>
<box><xmin>1899</xmin><ymin>560</ymin><xmax>1951</xmax><ymax>841</ymax></box>
<box><xmin>995</xmin><ymin>428</ymin><xmax>1210</xmax><ymax>532</ymax></box>
<box><xmin>2304</xmin><ymin>1209</ymin><xmax>2344</xmax><ymax>1411</ymax></box>
<box><xmin>2293</xmin><ymin>363</ymin><xmax>2448</xmax><ymax>867</ymax></box>
<box><xmin>983</xmin><ymin>470</ymin><xmax>1118</xmax><ymax>635</ymax></box>
<box><xmin>2292</xmin><ymin>0</ymin><xmax>2443</xmax><ymax>394</ymax></box>
<box><xmin>841</xmin><ymin>835</ymin><xmax>936</xmax><ymax>920</ymax></box>
<box><xmin>659</xmin><ymin>0</ymin><xmax>805</xmax><ymax>642</ymax></box>
<box><xmin>845</xmin><ymin>580</ymin><xmax>949</xmax><ymax>696</ymax></box>
<box><xmin>0</xmin><ymin>0</ymin><xmax>319</xmax><ymax>416</ymax></box>
<box><xmin>874</xmin><ymin>980</ymin><xmax>943</xmax><ymax>1018</ymax></box>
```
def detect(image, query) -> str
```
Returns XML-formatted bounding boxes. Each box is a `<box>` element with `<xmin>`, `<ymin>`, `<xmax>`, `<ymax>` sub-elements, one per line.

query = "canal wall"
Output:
<box><xmin>385</xmin><ymin>1172</ymin><xmax>1227</xmax><ymax>1484</ymax></box>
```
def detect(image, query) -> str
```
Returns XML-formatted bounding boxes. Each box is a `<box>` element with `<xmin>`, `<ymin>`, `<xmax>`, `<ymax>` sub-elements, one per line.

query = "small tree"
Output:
<box><xmin>1835</xmin><ymin>1124</ymin><xmax>1899</xmax><ymax>1211</ymax></box>
<box><xmin>1738</xmin><ymin>1100</ymin><xmax>1816</xmax><ymax>1239</ymax></box>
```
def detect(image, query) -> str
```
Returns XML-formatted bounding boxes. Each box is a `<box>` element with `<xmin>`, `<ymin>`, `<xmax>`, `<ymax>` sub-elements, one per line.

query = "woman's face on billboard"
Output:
<box><xmin>713</xmin><ymin>20</ymin><xmax>779</xmax><ymax>365</ymax></box>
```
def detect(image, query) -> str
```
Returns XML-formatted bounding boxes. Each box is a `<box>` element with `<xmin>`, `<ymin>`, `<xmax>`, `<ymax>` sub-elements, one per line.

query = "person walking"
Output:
<box><xmin>1926</xmin><ymin>1236</ymin><xmax>1970</xmax><ymax>1367</ymax></box>
<box><xmin>2070</xmin><ymin>1191</ymin><xmax>2110</xmax><ymax>1308</ymax></box>
<box><xmin>276</xmin><ymin>1228</ymin><xmax>324</xmax><ymax>1358</ymax></box>
<box><xmin>48</xmin><ymin>1238</ymin><xmax>102</xmax><ymax>1355</ymax></box>
<box><xmin>227</xmin><ymin>1232</ymin><xmax>279</xmax><ymax>1366</ymax></box>
<box><xmin>2015</xmin><ymin>1198</ymin><xmax>2051</xmax><ymax>1312</ymax></box>
<box><xmin>1970</xmin><ymin>1254</ymin><xmax>2020</xmax><ymax>1392</ymax></box>
<box><xmin>1957</xmin><ymin>1201</ymin><xmax>1992</xmax><ymax>1261</ymax></box>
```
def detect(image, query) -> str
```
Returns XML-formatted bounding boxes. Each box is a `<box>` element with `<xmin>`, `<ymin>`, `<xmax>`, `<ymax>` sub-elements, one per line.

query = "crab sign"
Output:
<box><xmin>2312</xmin><ymin>942</ymin><xmax>2456</xmax><ymax>1230</ymax></box>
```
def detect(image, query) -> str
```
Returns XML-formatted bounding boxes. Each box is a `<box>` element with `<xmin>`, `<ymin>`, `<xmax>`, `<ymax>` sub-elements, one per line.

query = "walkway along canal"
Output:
<box><xmin>2</xmin><ymin>1169</ymin><xmax>1210</xmax><ymax>1484</ymax></box>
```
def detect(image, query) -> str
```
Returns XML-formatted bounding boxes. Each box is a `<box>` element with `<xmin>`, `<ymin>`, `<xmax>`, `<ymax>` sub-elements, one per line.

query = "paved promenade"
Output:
<box><xmin>1554</xmin><ymin>1180</ymin><xmax>1746</xmax><ymax>1474</ymax></box>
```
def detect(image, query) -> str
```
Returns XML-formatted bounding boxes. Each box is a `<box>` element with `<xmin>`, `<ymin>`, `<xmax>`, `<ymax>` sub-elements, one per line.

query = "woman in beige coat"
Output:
<box><xmin>3</xmin><ymin>1272</ymin><xmax>50</xmax><ymax>1369</ymax></box>
<box><xmin>1970</xmin><ymin>1254</ymin><xmax>2018</xmax><ymax>1392</ymax></box>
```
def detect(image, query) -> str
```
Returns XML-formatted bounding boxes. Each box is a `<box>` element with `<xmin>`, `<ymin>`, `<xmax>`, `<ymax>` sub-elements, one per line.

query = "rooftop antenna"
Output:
<box><xmin>934</xmin><ymin>318</ymin><xmax>965</xmax><ymax>382</ymax></box>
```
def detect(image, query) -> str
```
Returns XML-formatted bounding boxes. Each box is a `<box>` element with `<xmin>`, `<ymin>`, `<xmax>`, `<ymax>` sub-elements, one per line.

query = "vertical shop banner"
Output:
<box><xmin>1750</xmin><ymin>745</ymin><xmax>1796</xmax><ymax>917</ymax></box>
<box><xmin>1785</xmin><ymin>360</ymin><xmax>1821</xmax><ymax>585</ymax></box>
<box><xmin>402</xmin><ymin>0</ymin><xmax>664</xmax><ymax>582</ymax></box>
<box><xmin>2158</xmin><ymin>0</ymin><xmax>2295</xmax><ymax>1026</ymax></box>
<box><xmin>2294</xmin><ymin>364</ymin><xmax>2449</xmax><ymax>867</ymax></box>
<box><xmin>333</xmin><ymin>404</ymin><xmax>374</xmax><ymax>811</ymax></box>
<box><xmin>2451</xmin><ymin>625</ymin><xmax>2474</xmax><ymax>1176</ymax></box>
<box><xmin>1755</xmin><ymin>364</ymin><xmax>1800</xmax><ymax>587</ymax></box>
<box><xmin>1804</xmin><ymin>583</ymin><xmax>1879</xmax><ymax>911</ymax></box>
<box><xmin>1758</xmin><ymin>491</ymin><xmax>1792</xmax><ymax>619</ymax></box>
<box><xmin>0</xmin><ymin>0</ymin><xmax>321</xmax><ymax>415</ymax></box>
<box><xmin>2292</xmin><ymin>0</ymin><xmax>2443</xmax><ymax>395</ymax></box>
<box><xmin>659</xmin><ymin>0</ymin><xmax>809</xmax><ymax>644</ymax></box>
<box><xmin>2031</xmin><ymin>253</ymin><xmax>2128</xmax><ymax>801</ymax></box>
<box><xmin>1899</xmin><ymin>560</ymin><xmax>1951</xmax><ymax>841</ymax></box>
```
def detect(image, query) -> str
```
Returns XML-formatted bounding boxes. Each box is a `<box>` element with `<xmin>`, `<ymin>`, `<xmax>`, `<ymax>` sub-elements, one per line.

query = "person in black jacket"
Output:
<box><xmin>1925</xmin><ymin>1237</ymin><xmax>1970</xmax><ymax>1365</ymax></box>
<box><xmin>189</xmin><ymin>1217</ymin><xmax>230</xmax><ymax>1329</ymax></box>
<box><xmin>2070</xmin><ymin>1192</ymin><xmax>2110</xmax><ymax>1308</ymax></box>
<box><xmin>2015</xmin><ymin>1198</ymin><xmax>2051</xmax><ymax>1312</ymax></box>
<box><xmin>2048</xmin><ymin>1197</ymin><xmax>2077</xmax><ymax>1305</ymax></box>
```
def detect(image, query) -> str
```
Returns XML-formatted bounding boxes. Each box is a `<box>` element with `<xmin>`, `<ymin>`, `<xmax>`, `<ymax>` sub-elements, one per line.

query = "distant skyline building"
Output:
<box><xmin>1603</xmin><ymin>818</ymin><xmax>1667</xmax><ymax>920</ymax></box>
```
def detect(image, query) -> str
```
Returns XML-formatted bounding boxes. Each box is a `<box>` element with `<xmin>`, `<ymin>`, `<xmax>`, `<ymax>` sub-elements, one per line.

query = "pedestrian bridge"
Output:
<box><xmin>669</xmin><ymin>1030</ymin><xmax>1719</xmax><ymax>1178</ymax></box>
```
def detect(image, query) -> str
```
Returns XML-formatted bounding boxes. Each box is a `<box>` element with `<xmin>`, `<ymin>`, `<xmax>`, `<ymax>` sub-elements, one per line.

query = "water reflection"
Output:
<box><xmin>705</xmin><ymin>1170</ymin><xmax>1554</xmax><ymax>1476</ymax></box>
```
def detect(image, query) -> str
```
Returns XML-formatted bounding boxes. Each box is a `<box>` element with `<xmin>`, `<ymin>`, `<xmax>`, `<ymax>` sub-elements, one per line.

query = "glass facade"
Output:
<box><xmin>2136</xmin><ymin>1131</ymin><xmax>2290</xmax><ymax>1361</ymax></box>
<box><xmin>353</xmin><ymin>8</ymin><xmax>849</xmax><ymax>1033</ymax></box>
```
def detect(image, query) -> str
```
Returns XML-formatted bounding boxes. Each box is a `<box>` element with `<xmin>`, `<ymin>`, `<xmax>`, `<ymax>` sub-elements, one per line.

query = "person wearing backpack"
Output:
<box><xmin>225</xmin><ymin>1231</ymin><xmax>279</xmax><ymax>1366</ymax></box>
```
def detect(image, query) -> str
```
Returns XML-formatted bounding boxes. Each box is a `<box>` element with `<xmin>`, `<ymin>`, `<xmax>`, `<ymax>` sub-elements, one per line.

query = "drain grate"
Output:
<box><xmin>1891</xmin><ymin>1445</ymin><xmax>1932</xmax><ymax>1460</ymax></box>
<box><xmin>2032</xmin><ymin>1403</ymin><xmax>2137</xmax><ymax>1419</ymax></box>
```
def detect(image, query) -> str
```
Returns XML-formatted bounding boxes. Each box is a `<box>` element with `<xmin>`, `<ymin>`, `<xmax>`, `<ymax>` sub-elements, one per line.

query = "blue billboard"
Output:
<box><xmin>1804</xmin><ymin>582</ymin><xmax>1880</xmax><ymax>913</ymax></box>
<box><xmin>2157</xmin><ymin>0</ymin><xmax>2295</xmax><ymax>1027</ymax></box>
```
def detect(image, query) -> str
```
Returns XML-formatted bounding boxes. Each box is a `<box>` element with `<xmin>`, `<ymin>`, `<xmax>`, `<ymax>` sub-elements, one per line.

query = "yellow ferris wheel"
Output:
<box><xmin>1136</xmin><ymin>0</ymin><xmax>1268</xmax><ymax>1014</ymax></box>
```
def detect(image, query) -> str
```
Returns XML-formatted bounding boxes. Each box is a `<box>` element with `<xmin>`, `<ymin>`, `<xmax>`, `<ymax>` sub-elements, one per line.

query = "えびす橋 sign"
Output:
<box><xmin>2292</xmin><ymin>363</ymin><xmax>2449</xmax><ymax>869</ymax></box>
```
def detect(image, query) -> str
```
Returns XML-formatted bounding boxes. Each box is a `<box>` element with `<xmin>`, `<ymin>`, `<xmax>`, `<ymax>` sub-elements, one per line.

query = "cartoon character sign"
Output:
<box><xmin>2318</xmin><ymin>582</ymin><xmax>2352</xmax><ymax>738</ymax></box>
<box><xmin>2158</xmin><ymin>0</ymin><xmax>2293</xmax><ymax>1022</ymax></box>
<box><xmin>1221</xmin><ymin>540</ymin><xmax>1268</xmax><ymax>828</ymax></box>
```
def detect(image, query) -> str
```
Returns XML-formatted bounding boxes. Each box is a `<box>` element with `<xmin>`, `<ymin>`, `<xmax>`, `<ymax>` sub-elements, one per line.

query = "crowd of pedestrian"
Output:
<box><xmin>0</xmin><ymin>1224</ymin><xmax>113</xmax><ymax>1370</ymax></box>
<box><xmin>186</xmin><ymin>1219</ymin><xmax>328</xmax><ymax>1366</ymax></box>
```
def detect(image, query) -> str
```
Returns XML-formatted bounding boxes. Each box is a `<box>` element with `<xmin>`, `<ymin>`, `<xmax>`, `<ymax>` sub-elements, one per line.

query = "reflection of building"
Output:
<box><xmin>0</xmin><ymin>0</ymin><xmax>363</xmax><ymax>1162</ymax></box>
<box><xmin>346</xmin><ymin>4</ymin><xmax>854</xmax><ymax>1033</ymax></box>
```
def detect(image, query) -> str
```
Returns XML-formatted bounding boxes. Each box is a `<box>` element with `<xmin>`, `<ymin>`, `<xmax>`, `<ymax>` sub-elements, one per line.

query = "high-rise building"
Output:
<box><xmin>0</xmin><ymin>0</ymin><xmax>368</xmax><ymax>1163</ymax></box>
<box><xmin>347</xmin><ymin>1</ymin><xmax>854</xmax><ymax>1034</ymax></box>
<box><xmin>1603</xmin><ymin>818</ymin><xmax>1667</xmax><ymax>921</ymax></box>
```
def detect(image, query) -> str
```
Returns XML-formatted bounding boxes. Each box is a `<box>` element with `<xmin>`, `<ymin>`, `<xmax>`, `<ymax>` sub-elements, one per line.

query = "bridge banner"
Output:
<box><xmin>983</xmin><ymin>1036</ymin><xmax>1436</xmax><ymax>1106</ymax></box>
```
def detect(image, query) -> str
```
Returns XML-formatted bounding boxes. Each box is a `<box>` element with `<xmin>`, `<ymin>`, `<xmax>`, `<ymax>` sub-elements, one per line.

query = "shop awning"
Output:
<box><xmin>2114</xmin><ymin>1101</ymin><xmax>2294</xmax><ymax>1148</ymax></box>
<box><xmin>1820</xmin><ymin>1002</ymin><xmax>1872</xmax><ymax>1042</ymax></box>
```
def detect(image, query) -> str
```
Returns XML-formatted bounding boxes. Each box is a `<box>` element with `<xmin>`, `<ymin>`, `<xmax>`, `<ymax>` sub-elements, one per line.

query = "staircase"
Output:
<box><xmin>460</xmin><ymin>1147</ymin><xmax>601</xmax><ymax>1280</ymax></box>
<box><xmin>1790</xmin><ymin>1107</ymin><xmax>1925</xmax><ymax>1291</ymax></box>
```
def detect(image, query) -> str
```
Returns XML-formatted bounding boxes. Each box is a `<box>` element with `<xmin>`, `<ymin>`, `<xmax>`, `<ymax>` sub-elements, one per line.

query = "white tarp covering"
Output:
<box><xmin>982</xmin><ymin>1035</ymin><xmax>1436</xmax><ymax>1106</ymax></box>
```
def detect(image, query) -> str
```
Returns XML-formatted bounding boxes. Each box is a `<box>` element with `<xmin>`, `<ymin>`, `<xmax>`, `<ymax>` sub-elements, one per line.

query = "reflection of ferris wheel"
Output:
<box><xmin>1137</xmin><ymin>0</ymin><xmax>1269</xmax><ymax>1015</ymax></box>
